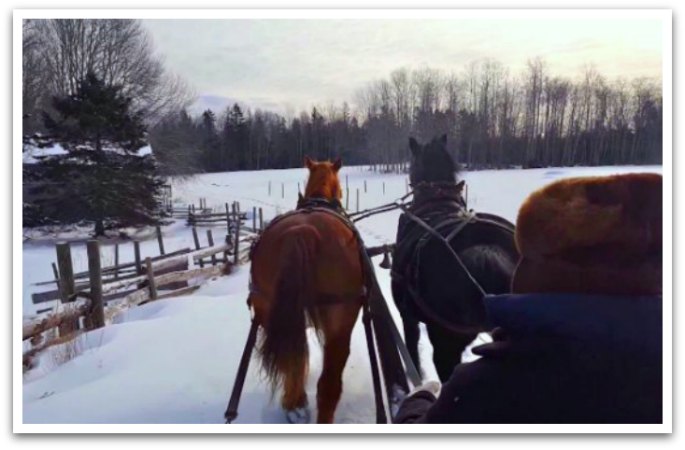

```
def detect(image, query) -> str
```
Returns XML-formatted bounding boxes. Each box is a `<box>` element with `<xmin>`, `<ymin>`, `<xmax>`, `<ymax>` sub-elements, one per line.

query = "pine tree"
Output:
<box><xmin>32</xmin><ymin>72</ymin><xmax>164</xmax><ymax>236</ymax></box>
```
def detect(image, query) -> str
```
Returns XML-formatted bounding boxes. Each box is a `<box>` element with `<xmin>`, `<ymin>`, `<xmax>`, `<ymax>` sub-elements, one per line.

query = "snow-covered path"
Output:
<box><xmin>22</xmin><ymin>164</ymin><xmax>662</xmax><ymax>424</ymax></box>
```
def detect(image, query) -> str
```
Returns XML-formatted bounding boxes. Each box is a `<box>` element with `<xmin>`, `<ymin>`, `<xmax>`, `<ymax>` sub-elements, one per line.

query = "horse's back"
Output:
<box><xmin>251</xmin><ymin>210</ymin><xmax>364</xmax><ymax>303</ymax></box>
<box><xmin>409</xmin><ymin>212</ymin><xmax>519</xmax><ymax>327</ymax></box>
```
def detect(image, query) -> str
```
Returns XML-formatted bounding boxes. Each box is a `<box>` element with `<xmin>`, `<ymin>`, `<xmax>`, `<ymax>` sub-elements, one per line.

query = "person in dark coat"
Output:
<box><xmin>395</xmin><ymin>173</ymin><xmax>663</xmax><ymax>424</ymax></box>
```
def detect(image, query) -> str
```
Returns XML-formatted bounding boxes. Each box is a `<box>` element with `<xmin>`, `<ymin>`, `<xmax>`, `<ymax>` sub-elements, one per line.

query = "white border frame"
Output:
<box><xmin>12</xmin><ymin>8</ymin><xmax>673</xmax><ymax>434</ymax></box>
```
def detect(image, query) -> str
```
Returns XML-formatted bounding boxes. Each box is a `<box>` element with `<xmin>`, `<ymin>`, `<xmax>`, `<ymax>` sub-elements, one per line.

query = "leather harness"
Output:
<box><xmin>391</xmin><ymin>182</ymin><xmax>516</xmax><ymax>336</ymax></box>
<box><xmin>248</xmin><ymin>197</ymin><xmax>370</xmax><ymax>306</ymax></box>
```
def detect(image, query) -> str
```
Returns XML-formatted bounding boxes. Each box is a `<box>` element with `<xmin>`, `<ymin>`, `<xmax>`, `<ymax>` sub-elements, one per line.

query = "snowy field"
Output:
<box><xmin>21</xmin><ymin>164</ymin><xmax>662</xmax><ymax>424</ymax></box>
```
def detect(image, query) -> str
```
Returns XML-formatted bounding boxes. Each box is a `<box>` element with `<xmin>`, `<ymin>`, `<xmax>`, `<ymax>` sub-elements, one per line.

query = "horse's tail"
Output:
<box><xmin>258</xmin><ymin>225</ymin><xmax>319</xmax><ymax>410</ymax></box>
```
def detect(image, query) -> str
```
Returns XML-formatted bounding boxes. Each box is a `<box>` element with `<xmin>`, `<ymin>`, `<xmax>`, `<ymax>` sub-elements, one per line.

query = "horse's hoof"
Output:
<box><xmin>286</xmin><ymin>406</ymin><xmax>311</xmax><ymax>424</ymax></box>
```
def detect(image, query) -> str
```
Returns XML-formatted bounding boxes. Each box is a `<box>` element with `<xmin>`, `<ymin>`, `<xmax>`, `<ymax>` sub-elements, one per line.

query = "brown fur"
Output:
<box><xmin>250</xmin><ymin>156</ymin><xmax>364</xmax><ymax>423</ymax></box>
<box><xmin>304</xmin><ymin>156</ymin><xmax>342</xmax><ymax>200</ymax></box>
<box><xmin>513</xmin><ymin>173</ymin><xmax>662</xmax><ymax>296</ymax></box>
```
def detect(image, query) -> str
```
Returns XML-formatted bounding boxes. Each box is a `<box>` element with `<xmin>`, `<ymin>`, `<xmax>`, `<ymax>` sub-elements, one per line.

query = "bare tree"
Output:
<box><xmin>22</xmin><ymin>20</ymin><xmax>48</xmax><ymax>136</ymax></box>
<box><xmin>28</xmin><ymin>19</ymin><xmax>193</xmax><ymax>127</ymax></box>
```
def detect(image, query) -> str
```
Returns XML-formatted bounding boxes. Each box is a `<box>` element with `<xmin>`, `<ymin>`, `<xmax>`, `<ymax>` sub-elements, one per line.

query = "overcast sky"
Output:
<box><xmin>143</xmin><ymin>18</ymin><xmax>663</xmax><ymax>115</ymax></box>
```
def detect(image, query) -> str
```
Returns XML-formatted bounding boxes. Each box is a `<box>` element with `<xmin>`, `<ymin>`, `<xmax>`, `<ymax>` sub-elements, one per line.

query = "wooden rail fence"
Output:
<box><xmin>24</xmin><ymin>199</ymin><xmax>263</xmax><ymax>371</ymax></box>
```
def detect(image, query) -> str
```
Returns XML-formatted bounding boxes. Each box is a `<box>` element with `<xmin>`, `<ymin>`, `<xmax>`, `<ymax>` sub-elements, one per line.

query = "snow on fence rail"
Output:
<box><xmin>24</xmin><ymin>200</ymin><xmax>263</xmax><ymax>371</ymax></box>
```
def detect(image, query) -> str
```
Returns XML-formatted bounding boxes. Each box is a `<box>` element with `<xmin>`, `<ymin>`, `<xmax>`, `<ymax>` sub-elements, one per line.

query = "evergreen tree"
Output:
<box><xmin>31</xmin><ymin>72</ymin><xmax>164</xmax><ymax>236</ymax></box>
<box><xmin>199</xmin><ymin>109</ymin><xmax>220</xmax><ymax>171</ymax></box>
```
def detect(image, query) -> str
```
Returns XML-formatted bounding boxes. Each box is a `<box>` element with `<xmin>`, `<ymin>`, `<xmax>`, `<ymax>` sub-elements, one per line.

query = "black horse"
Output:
<box><xmin>391</xmin><ymin>135</ymin><xmax>520</xmax><ymax>381</ymax></box>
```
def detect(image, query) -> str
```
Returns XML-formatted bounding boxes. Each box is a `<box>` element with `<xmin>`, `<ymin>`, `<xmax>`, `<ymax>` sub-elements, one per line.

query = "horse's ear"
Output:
<box><xmin>304</xmin><ymin>155</ymin><xmax>314</xmax><ymax>169</ymax></box>
<box><xmin>440</xmin><ymin>134</ymin><xmax>448</xmax><ymax>145</ymax></box>
<box><xmin>333</xmin><ymin>157</ymin><xmax>342</xmax><ymax>172</ymax></box>
<box><xmin>409</xmin><ymin>137</ymin><xmax>420</xmax><ymax>157</ymax></box>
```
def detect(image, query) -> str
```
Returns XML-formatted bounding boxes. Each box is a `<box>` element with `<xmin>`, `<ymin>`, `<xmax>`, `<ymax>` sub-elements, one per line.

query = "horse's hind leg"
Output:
<box><xmin>426</xmin><ymin>325</ymin><xmax>476</xmax><ymax>382</ymax></box>
<box><xmin>402</xmin><ymin>315</ymin><xmax>422</xmax><ymax>377</ymax></box>
<box><xmin>315</xmin><ymin>302</ymin><xmax>361</xmax><ymax>424</ymax></box>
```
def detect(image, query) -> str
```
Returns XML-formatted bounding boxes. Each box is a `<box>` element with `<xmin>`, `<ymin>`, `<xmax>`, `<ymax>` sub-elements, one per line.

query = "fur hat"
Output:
<box><xmin>512</xmin><ymin>173</ymin><xmax>662</xmax><ymax>296</ymax></box>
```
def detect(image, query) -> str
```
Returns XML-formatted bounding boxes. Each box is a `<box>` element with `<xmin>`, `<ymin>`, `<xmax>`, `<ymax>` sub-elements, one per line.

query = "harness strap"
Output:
<box><xmin>444</xmin><ymin>210</ymin><xmax>476</xmax><ymax>242</ymax></box>
<box><xmin>396</xmin><ymin>203</ymin><xmax>487</xmax><ymax>297</ymax></box>
<box><xmin>405</xmin><ymin>280</ymin><xmax>487</xmax><ymax>336</ymax></box>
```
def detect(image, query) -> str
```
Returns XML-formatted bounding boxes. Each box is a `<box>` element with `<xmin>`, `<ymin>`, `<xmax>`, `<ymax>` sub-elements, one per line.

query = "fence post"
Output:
<box><xmin>281</xmin><ymin>182</ymin><xmax>284</xmax><ymax>199</ymax></box>
<box><xmin>145</xmin><ymin>257</ymin><xmax>157</xmax><ymax>301</ymax></box>
<box><xmin>233</xmin><ymin>212</ymin><xmax>240</xmax><ymax>265</ymax></box>
<box><xmin>207</xmin><ymin>229</ymin><xmax>217</xmax><ymax>266</ymax></box>
<box><xmin>345</xmin><ymin>187</ymin><xmax>349</xmax><ymax>210</ymax></box>
<box><xmin>225</xmin><ymin>202</ymin><xmax>231</xmax><ymax>234</ymax></box>
<box><xmin>86</xmin><ymin>240</ymin><xmax>105</xmax><ymax>330</ymax></box>
<box><xmin>56</xmin><ymin>242</ymin><xmax>75</xmax><ymax>304</ymax></box>
<box><xmin>55</xmin><ymin>242</ymin><xmax>78</xmax><ymax>334</ymax></box>
<box><xmin>113</xmin><ymin>243</ymin><xmax>119</xmax><ymax>280</ymax></box>
<box><xmin>356</xmin><ymin>188</ymin><xmax>360</xmax><ymax>212</ymax></box>
<box><xmin>383</xmin><ymin>181</ymin><xmax>385</xmax><ymax>195</ymax></box>
<box><xmin>224</xmin><ymin>235</ymin><xmax>231</xmax><ymax>264</ymax></box>
<box><xmin>268</xmin><ymin>180</ymin><xmax>271</xmax><ymax>196</ymax></box>
<box><xmin>133</xmin><ymin>240</ymin><xmax>142</xmax><ymax>275</ymax></box>
<box><xmin>364</xmin><ymin>180</ymin><xmax>367</xmax><ymax>193</ymax></box>
<box><xmin>259</xmin><ymin>207</ymin><xmax>264</xmax><ymax>231</ymax></box>
<box><xmin>156</xmin><ymin>225</ymin><xmax>165</xmax><ymax>255</ymax></box>
<box><xmin>192</xmin><ymin>226</ymin><xmax>204</xmax><ymax>268</ymax></box>
<box><xmin>252</xmin><ymin>207</ymin><xmax>257</xmax><ymax>232</ymax></box>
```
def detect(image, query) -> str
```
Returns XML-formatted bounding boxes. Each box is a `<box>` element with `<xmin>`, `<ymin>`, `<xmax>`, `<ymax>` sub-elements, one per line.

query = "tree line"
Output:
<box><xmin>150</xmin><ymin>59</ymin><xmax>662</xmax><ymax>175</ymax></box>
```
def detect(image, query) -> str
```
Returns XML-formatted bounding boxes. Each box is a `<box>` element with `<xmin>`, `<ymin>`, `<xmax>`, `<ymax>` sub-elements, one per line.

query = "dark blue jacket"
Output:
<box><xmin>394</xmin><ymin>293</ymin><xmax>663</xmax><ymax>424</ymax></box>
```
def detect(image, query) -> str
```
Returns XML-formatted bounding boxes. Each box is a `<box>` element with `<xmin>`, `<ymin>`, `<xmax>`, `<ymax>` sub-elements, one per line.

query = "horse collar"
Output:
<box><xmin>297</xmin><ymin>196</ymin><xmax>344</xmax><ymax>213</ymax></box>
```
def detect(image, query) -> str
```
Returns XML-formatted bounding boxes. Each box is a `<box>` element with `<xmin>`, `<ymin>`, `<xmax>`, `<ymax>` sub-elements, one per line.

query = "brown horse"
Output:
<box><xmin>249</xmin><ymin>156</ymin><xmax>366</xmax><ymax>424</ymax></box>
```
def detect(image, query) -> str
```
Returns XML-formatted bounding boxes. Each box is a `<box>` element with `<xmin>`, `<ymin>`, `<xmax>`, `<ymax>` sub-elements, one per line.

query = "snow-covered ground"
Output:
<box><xmin>22</xmin><ymin>164</ymin><xmax>662</xmax><ymax>424</ymax></box>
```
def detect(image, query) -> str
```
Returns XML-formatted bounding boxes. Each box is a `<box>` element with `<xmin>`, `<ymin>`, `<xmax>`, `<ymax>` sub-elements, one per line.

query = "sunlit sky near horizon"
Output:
<box><xmin>143</xmin><ymin>18</ymin><xmax>663</xmax><ymax>115</ymax></box>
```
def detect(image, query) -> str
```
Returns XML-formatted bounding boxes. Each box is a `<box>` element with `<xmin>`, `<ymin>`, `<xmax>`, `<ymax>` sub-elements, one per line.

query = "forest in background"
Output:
<box><xmin>149</xmin><ymin>61</ymin><xmax>662</xmax><ymax>175</ymax></box>
<box><xmin>22</xmin><ymin>19</ymin><xmax>663</xmax><ymax>177</ymax></box>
